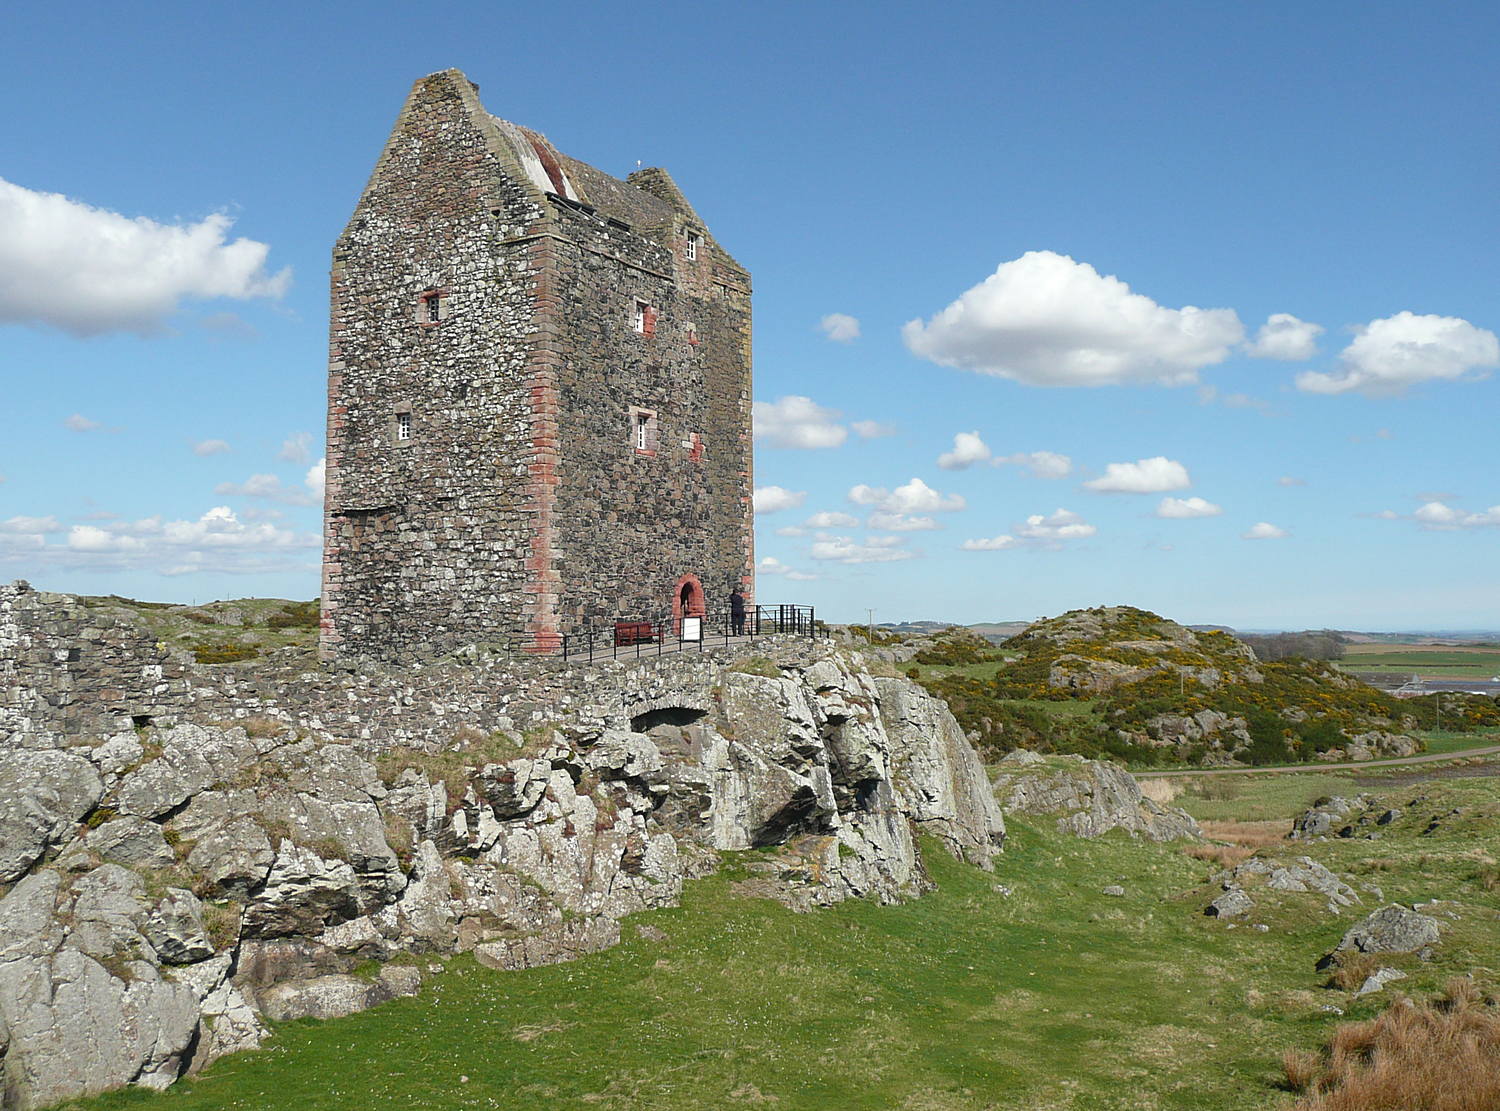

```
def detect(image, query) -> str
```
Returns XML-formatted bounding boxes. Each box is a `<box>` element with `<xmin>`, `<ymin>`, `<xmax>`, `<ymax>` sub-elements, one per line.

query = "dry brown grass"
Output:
<box><xmin>1322</xmin><ymin>950</ymin><xmax>1384</xmax><ymax>992</ymax></box>
<box><xmin>1199</xmin><ymin>819</ymin><xmax>1291</xmax><ymax>848</ymax></box>
<box><xmin>1285</xmin><ymin>978</ymin><xmax>1500</xmax><ymax>1110</ymax></box>
<box><xmin>1184</xmin><ymin>842</ymin><xmax>1256</xmax><ymax>869</ymax></box>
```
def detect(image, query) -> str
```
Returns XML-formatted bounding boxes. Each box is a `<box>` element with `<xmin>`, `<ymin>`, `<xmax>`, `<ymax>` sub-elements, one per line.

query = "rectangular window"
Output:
<box><xmin>396</xmin><ymin>412</ymin><xmax>412</xmax><ymax>441</ymax></box>
<box><xmin>632</xmin><ymin>301</ymin><xmax>647</xmax><ymax>333</ymax></box>
<box><xmin>684</xmin><ymin>232</ymin><xmax>699</xmax><ymax>261</ymax></box>
<box><xmin>418</xmin><ymin>290</ymin><xmax>447</xmax><ymax>325</ymax></box>
<box><xmin>629</xmin><ymin>406</ymin><xmax>657</xmax><ymax>454</ymax></box>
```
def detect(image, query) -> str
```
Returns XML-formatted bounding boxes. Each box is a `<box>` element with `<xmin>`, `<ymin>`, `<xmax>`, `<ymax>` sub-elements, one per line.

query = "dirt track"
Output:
<box><xmin>1135</xmin><ymin>745</ymin><xmax>1500</xmax><ymax>778</ymax></box>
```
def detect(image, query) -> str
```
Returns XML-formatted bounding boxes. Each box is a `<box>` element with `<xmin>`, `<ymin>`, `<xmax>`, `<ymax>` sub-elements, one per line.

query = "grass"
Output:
<box><xmin>1169</xmin><ymin>772</ymin><xmax>1359</xmax><ymax>824</ymax></box>
<box><xmin>1337</xmin><ymin>644</ymin><xmax>1500</xmax><ymax>679</ymax></box>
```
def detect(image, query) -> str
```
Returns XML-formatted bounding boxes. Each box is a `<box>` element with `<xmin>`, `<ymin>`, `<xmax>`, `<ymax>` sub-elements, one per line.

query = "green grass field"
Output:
<box><xmin>59</xmin><ymin>766</ymin><xmax>1500</xmax><ymax>1111</ymax></box>
<box><xmin>1336</xmin><ymin>645</ymin><xmax>1500</xmax><ymax>679</ymax></box>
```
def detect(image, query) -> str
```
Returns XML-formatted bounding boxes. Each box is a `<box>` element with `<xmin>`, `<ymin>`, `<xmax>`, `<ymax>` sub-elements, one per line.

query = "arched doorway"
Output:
<box><xmin>671</xmin><ymin>572</ymin><xmax>706</xmax><ymax>634</ymax></box>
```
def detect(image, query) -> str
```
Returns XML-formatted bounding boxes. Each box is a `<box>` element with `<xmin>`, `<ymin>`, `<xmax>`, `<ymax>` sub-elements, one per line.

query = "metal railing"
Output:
<box><xmin>504</xmin><ymin>604</ymin><xmax>821</xmax><ymax>662</ymax></box>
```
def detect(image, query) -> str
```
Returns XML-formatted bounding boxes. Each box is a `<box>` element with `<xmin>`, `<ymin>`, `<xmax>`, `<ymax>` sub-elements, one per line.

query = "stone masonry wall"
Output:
<box><xmin>321</xmin><ymin>71</ymin><xmax>549</xmax><ymax>662</ymax></box>
<box><xmin>322</xmin><ymin>69</ymin><xmax>754</xmax><ymax>663</ymax></box>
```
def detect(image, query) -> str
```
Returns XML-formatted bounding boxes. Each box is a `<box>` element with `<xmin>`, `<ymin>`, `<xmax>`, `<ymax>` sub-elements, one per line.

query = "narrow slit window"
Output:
<box><xmin>396</xmin><ymin>412</ymin><xmax>412</xmax><ymax>441</ymax></box>
<box><xmin>632</xmin><ymin>301</ymin><xmax>647</xmax><ymax>333</ymax></box>
<box><xmin>635</xmin><ymin>413</ymin><xmax>649</xmax><ymax>451</ymax></box>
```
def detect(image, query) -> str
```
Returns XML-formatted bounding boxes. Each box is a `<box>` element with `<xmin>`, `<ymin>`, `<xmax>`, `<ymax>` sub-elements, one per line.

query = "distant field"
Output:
<box><xmin>1336</xmin><ymin>643</ymin><xmax>1500</xmax><ymax>678</ymax></box>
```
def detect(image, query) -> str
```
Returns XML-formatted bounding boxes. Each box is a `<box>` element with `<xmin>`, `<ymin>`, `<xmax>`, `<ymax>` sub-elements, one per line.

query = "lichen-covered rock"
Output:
<box><xmin>991</xmin><ymin>751</ymin><xmax>1200</xmax><ymax>842</ymax></box>
<box><xmin>0</xmin><ymin>619</ymin><xmax>1005</xmax><ymax>1108</ymax></box>
<box><xmin>876</xmin><ymin>677</ymin><xmax>1005</xmax><ymax>866</ymax></box>
<box><xmin>1207</xmin><ymin>856</ymin><xmax>1361</xmax><ymax>920</ymax></box>
<box><xmin>0</xmin><ymin>750</ymin><xmax>104</xmax><ymax>882</ymax></box>
<box><xmin>1333</xmin><ymin>904</ymin><xmax>1441</xmax><ymax>956</ymax></box>
<box><xmin>1206</xmin><ymin>884</ymin><xmax>1253</xmax><ymax>918</ymax></box>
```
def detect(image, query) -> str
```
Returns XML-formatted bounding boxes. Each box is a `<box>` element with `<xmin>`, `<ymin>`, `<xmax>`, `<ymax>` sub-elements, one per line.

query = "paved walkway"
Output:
<box><xmin>1135</xmin><ymin>744</ymin><xmax>1500</xmax><ymax>778</ymax></box>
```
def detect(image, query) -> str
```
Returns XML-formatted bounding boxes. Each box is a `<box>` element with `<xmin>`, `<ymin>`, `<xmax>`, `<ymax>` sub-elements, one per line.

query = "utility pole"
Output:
<box><xmin>866</xmin><ymin>608</ymin><xmax>875</xmax><ymax>635</ymax></box>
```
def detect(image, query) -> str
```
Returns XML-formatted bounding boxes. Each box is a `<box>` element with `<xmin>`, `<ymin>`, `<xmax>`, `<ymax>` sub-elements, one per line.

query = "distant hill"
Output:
<box><xmin>907</xmin><ymin>606</ymin><xmax>1492</xmax><ymax>767</ymax></box>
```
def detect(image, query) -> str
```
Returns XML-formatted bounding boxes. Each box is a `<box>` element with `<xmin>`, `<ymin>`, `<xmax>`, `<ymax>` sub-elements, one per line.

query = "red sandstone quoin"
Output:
<box><xmin>320</xmin><ymin>69</ymin><xmax>754</xmax><ymax>662</ymax></box>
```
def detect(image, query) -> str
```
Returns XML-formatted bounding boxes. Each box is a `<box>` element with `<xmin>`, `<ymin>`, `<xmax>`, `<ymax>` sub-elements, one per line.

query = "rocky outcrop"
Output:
<box><xmin>1204</xmin><ymin>856</ymin><xmax>1361</xmax><ymax>921</ymax></box>
<box><xmin>1331</xmin><ymin>904</ymin><xmax>1441</xmax><ymax>957</ymax></box>
<box><xmin>0</xmin><ymin>615</ymin><xmax>1002</xmax><ymax>1109</ymax></box>
<box><xmin>990</xmin><ymin>751</ymin><xmax>1199</xmax><ymax>842</ymax></box>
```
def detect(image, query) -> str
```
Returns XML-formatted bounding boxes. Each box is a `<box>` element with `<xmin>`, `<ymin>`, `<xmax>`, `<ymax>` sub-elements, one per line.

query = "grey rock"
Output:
<box><xmin>73</xmin><ymin>816</ymin><xmax>176</xmax><ymax>870</ymax></box>
<box><xmin>991</xmin><ymin>752</ymin><xmax>1200</xmax><ymax>842</ymax></box>
<box><xmin>1207</xmin><ymin>885</ymin><xmax>1253</xmax><ymax>918</ymax></box>
<box><xmin>476</xmin><ymin>757</ymin><xmax>551</xmax><ymax>818</ymax></box>
<box><xmin>185</xmin><ymin>815</ymin><xmax>275</xmax><ymax>897</ymax></box>
<box><xmin>876</xmin><ymin>677</ymin><xmax>1006</xmax><ymax>867</ymax></box>
<box><xmin>244</xmin><ymin>841</ymin><xmax>363</xmax><ymax>938</ymax></box>
<box><xmin>1334</xmin><ymin>904</ymin><xmax>1441</xmax><ymax>956</ymax></box>
<box><xmin>114</xmin><ymin>723</ymin><xmax>261</xmax><ymax>819</ymax></box>
<box><xmin>144</xmin><ymin>889</ymin><xmax>213</xmax><ymax>965</ymax></box>
<box><xmin>0</xmin><ymin>750</ymin><xmax>105</xmax><ymax>882</ymax></box>
<box><xmin>1102</xmin><ymin>885</ymin><xmax>1126</xmax><ymax>897</ymax></box>
<box><xmin>1356</xmin><ymin>967</ymin><xmax>1408</xmax><ymax>996</ymax></box>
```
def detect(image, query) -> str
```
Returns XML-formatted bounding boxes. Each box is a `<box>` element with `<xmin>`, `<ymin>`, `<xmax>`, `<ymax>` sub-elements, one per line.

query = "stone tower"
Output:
<box><xmin>320</xmin><ymin>69</ymin><xmax>753</xmax><ymax>662</ymax></box>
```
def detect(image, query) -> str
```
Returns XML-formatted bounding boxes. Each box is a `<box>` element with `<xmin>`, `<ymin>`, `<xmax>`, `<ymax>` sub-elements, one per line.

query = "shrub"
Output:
<box><xmin>266</xmin><ymin>600</ymin><xmax>321</xmax><ymax>629</ymax></box>
<box><xmin>192</xmin><ymin>642</ymin><xmax>261</xmax><ymax>664</ymax></box>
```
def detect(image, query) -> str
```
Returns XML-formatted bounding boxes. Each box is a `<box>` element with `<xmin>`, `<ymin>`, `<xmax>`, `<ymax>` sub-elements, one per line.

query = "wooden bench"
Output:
<box><xmin>613</xmin><ymin>621</ymin><xmax>658</xmax><ymax>647</ymax></box>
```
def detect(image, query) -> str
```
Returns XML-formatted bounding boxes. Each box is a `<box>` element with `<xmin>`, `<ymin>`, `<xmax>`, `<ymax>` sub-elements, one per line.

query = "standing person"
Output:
<box><xmin>729</xmin><ymin>588</ymin><xmax>746</xmax><ymax>636</ymax></box>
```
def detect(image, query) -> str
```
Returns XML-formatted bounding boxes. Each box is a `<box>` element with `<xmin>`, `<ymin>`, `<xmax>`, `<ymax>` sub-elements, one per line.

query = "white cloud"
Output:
<box><xmin>215</xmin><ymin>463</ymin><xmax>324</xmax><ymax>507</ymax></box>
<box><xmin>0</xmin><ymin>177</ymin><xmax>290</xmax><ymax>336</ymax></box>
<box><xmin>1017</xmin><ymin>508</ymin><xmax>1097</xmax><ymax>543</ymax></box>
<box><xmin>937</xmin><ymin>431</ymin><xmax>991</xmax><ymax>471</ymax></box>
<box><xmin>995</xmin><ymin>450</ymin><xmax>1073</xmax><ymax>479</ymax></box>
<box><xmin>1411</xmin><ymin>500</ymin><xmax>1500</xmax><ymax>530</ymax></box>
<box><xmin>758</xmin><ymin>555</ymin><xmax>818</xmax><ymax>581</ymax></box>
<box><xmin>851</xmin><ymin>420</ymin><xmax>894</xmax><ymax>439</ymax></box>
<box><xmin>305</xmin><ymin>458</ymin><xmax>325</xmax><ymax>500</ymax></box>
<box><xmin>902</xmin><ymin>250</ymin><xmax>1243</xmax><ymax>387</ymax></box>
<box><xmin>64</xmin><ymin>413</ymin><xmax>101</xmax><ymax>432</ymax></box>
<box><xmin>0</xmin><ymin>515</ymin><xmax>62</xmax><ymax>534</ymax></box>
<box><xmin>961</xmin><ymin>535</ymin><xmax>1020</xmax><ymax>551</ymax></box>
<box><xmin>753</xmin><ymin>396</ymin><xmax>849</xmax><ymax>449</ymax></box>
<box><xmin>1277</xmin><ymin>476</ymin><xmax>1307</xmax><ymax>487</ymax></box>
<box><xmin>193</xmin><ymin>439</ymin><xmax>231</xmax><ymax>456</ymax></box>
<box><xmin>277</xmin><ymin>432</ymin><xmax>313</xmax><ymax>464</ymax></box>
<box><xmin>819</xmin><ymin>313</ymin><xmax>861</xmax><ymax>343</ymax></box>
<box><xmin>809</xmin><ymin>534</ymin><xmax>915</xmax><ymax>564</ymax></box>
<box><xmin>1243</xmin><ymin>522</ymin><xmax>1288</xmax><ymax>540</ymax></box>
<box><xmin>848</xmin><ymin>477</ymin><xmax>965</xmax><ymax>514</ymax></box>
<box><xmin>962</xmin><ymin>508</ymin><xmax>1096</xmax><ymax>551</ymax></box>
<box><xmin>1245</xmin><ymin>313</ymin><xmax>1323</xmax><ymax>360</ymax></box>
<box><xmin>753</xmin><ymin>485</ymin><xmax>807</xmax><ymax>515</ymax></box>
<box><xmin>1156</xmin><ymin>496</ymin><xmax>1222</xmax><ymax>519</ymax></box>
<box><xmin>774</xmin><ymin>526</ymin><xmax>806</xmax><ymax>537</ymax></box>
<box><xmin>1084</xmin><ymin>456</ymin><xmax>1191</xmax><ymax>494</ymax></box>
<box><xmin>1297</xmin><ymin>311</ymin><xmax>1500</xmax><ymax>396</ymax></box>
<box><xmin>866</xmin><ymin>511</ymin><xmax>939</xmax><ymax>531</ymax></box>
<box><xmin>804</xmin><ymin>511</ymin><xmax>859</xmax><ymax>528</ymax></box>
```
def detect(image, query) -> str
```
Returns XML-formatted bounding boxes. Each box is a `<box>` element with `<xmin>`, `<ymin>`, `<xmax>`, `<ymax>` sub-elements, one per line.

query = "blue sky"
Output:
<box><xmin>2</xmin><ymin>0</ymin><xmax>1496</xmax><ymax>630</ymax></box>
